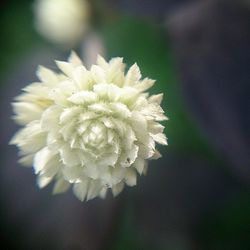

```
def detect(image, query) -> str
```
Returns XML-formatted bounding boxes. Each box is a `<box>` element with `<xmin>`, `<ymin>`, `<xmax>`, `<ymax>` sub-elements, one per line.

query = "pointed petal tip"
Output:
<box><xmin>68</xmin><ymin>51</ymin><xmax>83</xmax><ymax>66</ymax></box>
<box><xmin>9</xmin><ymin>136</ymin><xmax>16</xmax><ymax>145</ymax></box>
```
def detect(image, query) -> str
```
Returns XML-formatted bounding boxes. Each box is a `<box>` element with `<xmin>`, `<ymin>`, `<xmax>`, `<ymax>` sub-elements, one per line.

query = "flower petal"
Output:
<box><xmin>37</xmin><ymin>175</ymin><xmax>53</xmax><ymax>188</ymax></box>
<box><xmin>36</xmin><ymin>65</ymin><xmax>58</xmax><ymax>83</ymax></box>
<box><xmin>87</xmin><ymin>180</ymin><xmax>102</xmax><ymax>201</ymax></box>
<box><xmin>68</xmin><ymin>51</ymin><xmax>83</xmax><ymax>66</ymax></box>
<box><xmin>125</xmin><ymin>169</ymin><xmax>137</xmax><ymax>186</ymax></box>
<box><xmin>34</xmin><ymin>147</ymin><xmax>59</xmax><ymax>176</ymax></box>
<box><xmin>133</xmin><ymin>157</ymin><xmax>145</xmax><ymax>175</ymax></box>
<box><xmin>68</xmin><ymin>91</ymin><xmax>97</xmax><ymax>104</ymax></box>
<box><xmin>150</xmin><ymin>133</ymin><xmax>168</xmax><ymax>145</ymax></box>
<box><xmin>112</xmin><ymin>182</ymin><xmax>124</xmax><ymax>196</ymax></box>
<box><xmin>55</xmin><ymin>60</ymin><xmax>75</xmax><ymax>77</ymax></box>
<box><xmin>53</xmin><ymin>178</ymin><xmax>70</xmax><ymax>194</ymax></box>
<box><xmin>73</xmin><ymin>180</ymin><xmax>89</xmax><ymax>201</ymax></box>
<box><xmin>62</xmin><ymin>165</ymin><xmax>83</xmax><ymax>183</ymax></box>
<box><xmin>125</xmin><ymin>63</ymin><xmax>141</xmax><ymax>86</ymax></box>
<box><xmin>134</xmin><ymin>78</ymin><xmax>155</xmax><ymax>92</ymax></box>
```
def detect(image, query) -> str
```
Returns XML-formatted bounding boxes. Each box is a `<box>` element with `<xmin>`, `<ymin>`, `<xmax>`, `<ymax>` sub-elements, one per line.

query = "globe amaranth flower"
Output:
<box><xmin>34</xmin><ymin>0</ymin><xmax>90</xmax><ymax>47</ymax></box>
<box><xmin>10</xmin><ymin>52</ymin><xmax>168</xmax><ymax>201</ymax></box>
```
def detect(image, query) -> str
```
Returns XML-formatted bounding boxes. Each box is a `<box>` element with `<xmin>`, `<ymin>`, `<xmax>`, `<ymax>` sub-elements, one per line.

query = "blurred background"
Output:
<box><xmin>0</xmin><ymin>0</ymin><xmax>249</xmax><ymax>249</ymax></box>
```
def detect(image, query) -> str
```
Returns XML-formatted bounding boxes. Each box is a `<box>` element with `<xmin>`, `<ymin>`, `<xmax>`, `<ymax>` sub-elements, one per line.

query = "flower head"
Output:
<box><xmin>10</xmin><ymin>52</ymin><xmax>168</xmax><ymax>201</ymax></box>
<box><xmin>34</xmin><ymin>0</ymin><xmax>90</xmax><ymax>47</ymax></box>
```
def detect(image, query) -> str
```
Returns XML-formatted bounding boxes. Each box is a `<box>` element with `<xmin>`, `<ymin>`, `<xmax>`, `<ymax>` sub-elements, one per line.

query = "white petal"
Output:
<box><xmin>18</xmin><ymin>154</ymin><xmax>34</xmax><ymax>167</ymax></box>
<box><xmin>36</xmin><ymin>65</ymin><xmax>58</xmax><ymax>83</ymax></box>
<box><xmin>125</xmin><ymin>63</ymin><xmax>141</xmax><ymax>86</ymax></box>
<box><xmin>35</xmin><ymin>157</ymin><xmax>53</xmax><ymax>174</ymax></box>
<box><xmin>132</xmin><ymin>96</ymin><xmax>148</xmax><ymax>111</ymax></box>
<box><xmin>12</xmin><ymin>102</ymin><xmax>43</xmax><ymax>125</ymax></box>
<box><xmin>101</xmin><ymin>117</ymin><xmax>114</xmax><ymax>128</ymax></box>
<box><xmin>19</xmin><ymin>132</ymin><xmax>46</xmax><ymax>154</ymax></box>
<box><xmin>88</xmin><ymin>103</ymin><xmax>111</xmax><ymax>114</ymax></box>
<box><xmin>133</xmin><ymin>157</ymin><xmax>145</xmax><ymax>175</ymax></box>
<box><xmin>33</xmin><ymin>147</ymin><xmax>59</xmax><ymax>175</ymax></box>
<box><xmin>37</xmin><ymin>175</ymin><xmax>52</xmax><ymax>188</ymax></box>
<box><xmin>55</xmin><ymin>60</ymin><xmax>75</xmax><ymax>77</ymax></box>
<box><xmin>119</xmin><ymin>87</ymin><xmax>139</xmax><ymax>105</ymax></box>
<box><xmin>121</xmin><ymin>143</ymin><xmax>139</xmax><ymax>167</ymax></box>
<box><xmin>141</xmin><ymin>103</ymin><xmax>168</xmax><ymax>121</ymax></box>
<box><xmin>22</xmin><ymin>82</ymin><xmax>50</xmax><ymax>97</ymax></box>
<box><xmin>53</xmin><ymin>178</ymin><xmax>70</xmax><ymax>194</ymax></box>
<box><xmin>59</xmin><ymin>106</ymin><xmax>81</xmax><ymax>124</ymax></box>
<box><xmin>134</xmin><ymin>78</ymin><xmax>155</xmax><ymax>92</ymax></box>
<box><xmin>79</xmin><ymin>111</ymin><xmax>99</xmax><ymax>122</ymax></box>
<box><xmin>130</xmin><ymin>111</ymin><xmax>149</xmax><ymax>145</ymax></box>
<box><xmin>130</xmin><ymin>111</ymin><xmax>147</xmax><ymax>131</ymax></box>
<box><xmin>109</xmin><ymin>57</ymin><xmax>124</xmax><ymax>70</ymax></box>
<box><xmin>107</xmin><ymin>57</ymin><xmax>125</xmax><ymax>86</ymax></box>
<box><xmin>73</xmin><ymin>181</ymin><xmax>89</xmax><ymax>201</ymax></box>
<box><xmin>68</xmin><ymin>51</ymin><xmax>83</xmax><ymax>66</ymax></box>
<box><xmin>148</xmin><ymin>93</ymin><xmax>163</xmax><ymax>104</ymax></box>
<box><xmin>77</xmin><ymin>120</ymin><xmax>91</xmax><ymax>134</ymax></box>
<box><xmin>83</xmin><ymin>163</ymin><xmax>99</xmax><ymax>179</ymax></box>
<box><xmin>49</xmin><ymin>80</ymin><xmax>77</xmax><ymax>106</ymax></box>
<box><xmin>98</xmin><ymin>152</ymin><xmax>119</xmax><ymax>168</ymax></box>
<box><xmin>91</xmin><ymin>122</ymin><xmax>105</xmax><ymax>134</ymax></box>
<box><xmin>110</xmin><ymin>102</ymin><xmax>131</xmax><ymax>118</ymax></box>
<box><xmin>111</xmin><ymin>167</ymin><xmax>126</xmax><ymax>184</ymax></box>
<box><xmin>41</xmin><ymin>105</ymin><xmax>62</xmax><ymax>131</ymax></box>
<box><xmin>68</xmin><ymin>91</ymin><xmax>97</xmax><ymax>104</ymax></box>
<box><xmin>87</xmin><ymin>180</ymin><xmax>102</xmax><ymax>201</ymax></box>
<box><xmin>99</xmin><ymin>187</ymin><xmax>108</xmax><ymax>199</ymax></box>
<box><xmin>59</xmin><ymin>145</ymin><xmax>81</xmax><ymax>166</ymax></box>
<box><xmin>125</xmin><ymin>169</ymin><xmax>137</xmax><ymax>186</ymax></box>
<box><xmin>62</xmin><ymin>165</ymin><xmax>82</xmax><ymax>183</ymax></box>
<box><xmin>90</xmin><ymin>65</ymin><xmax>106</xmax><ymax>83</ymax></box>
<box><xmin>72</xmin><ymin>66</ymin><xmax>91</xmax><ymax>90</ymax></box>
<box><xmin>112</xmin><ymin>182</ymin><xmax>124</xmax><ymax>196</ymax></box>
<box><xmin>107</xmin><ymin>130</ymin><xmax>115</xmax><ymax>143</ymax></box>
<box><xmin>150</xmin><ymin>133</ymin><xmax>168</xmax><ymax>145</ymax></box>
<box><xmin>59</xmin><ymin>120</ymin><xmax>76</xmax><ymax>142</ymax></box>
<box><xmin>101</xmin><ymin>171</ymin><xmax>113</xmax><ymax>186</ymax></box>
<box><xmin>10</xmin><ymin>122</ymin><xmax>46</xmax><ymax>154</ymax></box>
<box><xmin>150</xmin><ymin>150</ymin><xmax>162</xmax><ymax>160</ymax></box>
<box><xmin>97</xmin><ymin>55</ymin><xmax>108</xmax><ymax>69</ymax></box>
<box><xmin>138</xmin><ymin>137</ymin><xmax>155</xmax><ymax>159</ymax></box>
<box><xmin>93</xmin><ymin>83</ymin><xmax>121</xmax><ymax>101</ymax></box>
<box><xmin>109</xmin><ymin>70</ymin><xmax>125</xmax><ymax>87</ymax></box>
<box><xmin>148</xmin><ymin>121</ymin><xmax>165</xmax><ymax>134</ymax></box>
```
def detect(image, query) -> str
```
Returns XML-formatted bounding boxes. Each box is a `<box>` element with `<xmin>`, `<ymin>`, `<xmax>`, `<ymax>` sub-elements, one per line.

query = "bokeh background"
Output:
<box><xmin>0</xmin><ymin>0</ymin><xmax>249</xmax><ymax>249</ymax></box>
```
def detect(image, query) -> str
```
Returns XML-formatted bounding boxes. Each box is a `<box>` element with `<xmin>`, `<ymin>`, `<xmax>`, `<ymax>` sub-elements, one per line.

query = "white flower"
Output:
<box><xmin>34</xmin><ymin>0</ymin><xmax>90</xmax><ymax>47</ymax></box>
<box><xmin>10</xmin><ymin>52</ymin><xmax>168</xmax><ymax>201</ymax></box>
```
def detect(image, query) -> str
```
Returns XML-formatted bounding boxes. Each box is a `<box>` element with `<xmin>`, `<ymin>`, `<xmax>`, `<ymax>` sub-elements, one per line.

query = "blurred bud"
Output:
<box><xmin>34</xmin><ymin>0</ymin><xmax>90</xmax><ymax>48</ymax></box>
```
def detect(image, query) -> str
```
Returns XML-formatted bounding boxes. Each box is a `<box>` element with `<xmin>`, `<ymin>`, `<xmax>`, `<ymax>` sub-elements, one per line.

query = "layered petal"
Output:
<box><xmin>10</xmin><ymin>51</ymin><xmax>168</xmax><ymax>202</ymax></box>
